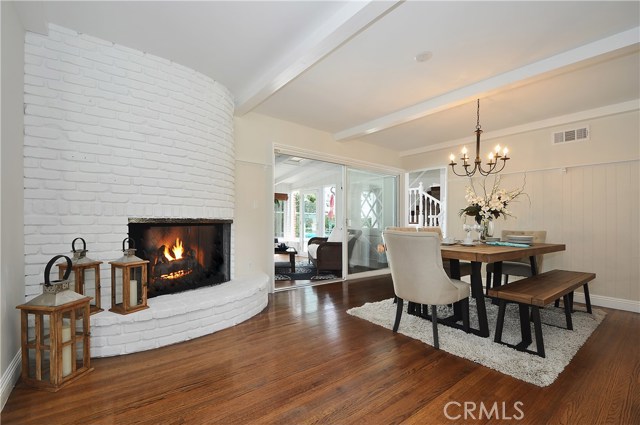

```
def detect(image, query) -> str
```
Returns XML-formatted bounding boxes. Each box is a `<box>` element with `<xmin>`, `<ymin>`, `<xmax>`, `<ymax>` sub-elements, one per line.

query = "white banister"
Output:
<box><xmin>407</xmin><ymin>182</ymin><xmax>442</xmax><ymax>227</ymax></box>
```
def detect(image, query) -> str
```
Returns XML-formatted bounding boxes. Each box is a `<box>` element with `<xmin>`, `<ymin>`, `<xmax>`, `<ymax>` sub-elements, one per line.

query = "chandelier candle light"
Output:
<box><xmin>449</xmin><ymin>99</ymin><xmax>510</xmax><ymax>177</ymax></box>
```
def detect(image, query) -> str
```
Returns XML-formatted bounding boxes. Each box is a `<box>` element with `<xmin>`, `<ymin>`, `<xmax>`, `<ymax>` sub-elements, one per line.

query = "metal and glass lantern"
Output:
<box><xmin>109</xmin><ymin>237</ymin><xmax>149</xmax><ymax>314</ymax></box>
<box><xmin>16</xmin><ymin>255</ymin><xmax>93</xmax><ymax>392</ymax></box>
<box><xmin>56</xmin><ymin>237</ymin><xmax>103</xmax><ymax>314</ymax></box>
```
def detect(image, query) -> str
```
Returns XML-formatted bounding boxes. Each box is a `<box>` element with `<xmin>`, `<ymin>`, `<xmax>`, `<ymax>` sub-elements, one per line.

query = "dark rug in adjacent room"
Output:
<box><xmin>275</xmin><ymin>261</ymin><xmax>338</xmax><ymax>281</ymax></box>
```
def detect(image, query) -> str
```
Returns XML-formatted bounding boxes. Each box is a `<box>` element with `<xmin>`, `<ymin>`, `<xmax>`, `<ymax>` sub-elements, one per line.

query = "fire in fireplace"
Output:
<box><xmin>128</xmin><ymin>219</ymin><xmax>231</xmax><ymax>297</ymax></box>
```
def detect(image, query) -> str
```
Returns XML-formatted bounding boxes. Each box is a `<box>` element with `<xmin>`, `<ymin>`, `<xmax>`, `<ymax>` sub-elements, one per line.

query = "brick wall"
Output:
<box><xmin>19</xmin><ymin>24</ymin><xmax>263</xmax><ymax>357</ymax></box>
<box><xmin>23</xmin><ymin>24</ymin><xmax>236</xmax><ymax>303</ymax></box>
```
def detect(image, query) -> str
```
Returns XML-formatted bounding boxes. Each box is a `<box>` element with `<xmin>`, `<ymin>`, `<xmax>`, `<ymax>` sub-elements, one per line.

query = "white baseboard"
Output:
<box><xmin>572</xmin><ymin>292</ymin><xmax>640</xmax><ymax>313</ymax></box>
<box><xmin>1</xmin><ymin>350</ymin><xmax>21</xmax><ymax>412</ymax></box>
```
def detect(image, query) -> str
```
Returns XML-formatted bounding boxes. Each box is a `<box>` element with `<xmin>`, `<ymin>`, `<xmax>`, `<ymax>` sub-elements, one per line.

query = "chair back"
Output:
<box><xmin>383</xmin><ymin>230</ymin><xmax>462</xmax><ymax>305</ymax></box>
<box><xmin>385</xmin><ymin>226</ymin><xmax>443</xmax><ymax>240</ymax></box>
<box><xmin>501</xmin><ymin>230</ymin><xmax>547</xmax><ymax>271</ymax></box>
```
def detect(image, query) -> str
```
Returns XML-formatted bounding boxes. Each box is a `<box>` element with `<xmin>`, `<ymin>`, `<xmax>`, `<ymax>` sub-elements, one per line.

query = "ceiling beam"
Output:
<box><xmin>334</xmin><ymin>26</ymin><xmax>640</xmax><ymax>141</ymax></box>
<box><xmin>234</xmin><ymin>0</ymin><xmax>402</xmax><ymax>116</ymax></box>
<box><xmin>399</xmin><ymin>99</ymin><xmax>640</xmax><ymax>157</ymax></box>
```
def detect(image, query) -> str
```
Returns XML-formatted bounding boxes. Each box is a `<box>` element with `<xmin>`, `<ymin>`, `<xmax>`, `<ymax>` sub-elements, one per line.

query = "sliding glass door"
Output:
<box><xmin>346</xmin><ymin>168</ymin><xmax>397</xmax><ymax>275</ymax></box>
<box><xmin>274</xmin><ymin>150</ymin><xmax>398</xmax><ymax>288</ymax></box>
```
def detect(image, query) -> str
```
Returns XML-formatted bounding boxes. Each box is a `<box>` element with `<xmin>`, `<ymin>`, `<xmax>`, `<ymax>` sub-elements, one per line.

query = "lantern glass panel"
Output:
<box><xmin>73</xmin><ymin>306</ymin><xmax>87</xmax><ymax>371</ymax></box>
<box><xmin>81</xmin><ymin>268</ymin><xmax>96</xmax><ymax>306</ymax></box>
<box><xmin>27</xmin><ymin>312</ymin><xmax>51</xmax><ymax>380</ymax></box>
<box><xmin>61</xmin><ymin>311</ymin><xmax>74</xmax><ymax>377</ymax></box>
<box><xmin>114</xmin><ymin>267</ymin><xmax>123</xmax><ymax>306</ymax></box>
<box><xmin>130</xmin><ymin>266</ymin><xmax>143</xmax><ymax>306</ymax></box>
<box><xmin>67</xmin><ymin>269</ymin><xmax>76</xmax><ymax>288</ymax></box>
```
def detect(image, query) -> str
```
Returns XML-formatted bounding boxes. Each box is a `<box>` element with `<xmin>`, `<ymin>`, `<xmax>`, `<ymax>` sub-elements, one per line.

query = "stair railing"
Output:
<box><xmin>408</xmin><ymin>182</ymin><xmax>442</xmax><ymax>227</ymax></box>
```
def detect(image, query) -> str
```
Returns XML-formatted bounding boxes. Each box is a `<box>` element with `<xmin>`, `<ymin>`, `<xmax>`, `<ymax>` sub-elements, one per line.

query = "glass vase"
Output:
<box><xmin>480</xmin><ymin>219</ymin><xmax>494</xmax><ymax>241</ymax></box>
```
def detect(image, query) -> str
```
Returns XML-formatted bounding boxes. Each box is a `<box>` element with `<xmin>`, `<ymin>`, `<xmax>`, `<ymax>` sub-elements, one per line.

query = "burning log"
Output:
<box><xmin>153</xmin><ymin>246</ymin><xmax>198</xmax><ymax>279</ymax></box>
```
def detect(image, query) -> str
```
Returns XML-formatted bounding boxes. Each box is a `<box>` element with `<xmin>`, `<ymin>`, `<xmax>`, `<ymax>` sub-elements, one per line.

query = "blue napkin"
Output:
<box><xmin>486</xmin><ymin>241</ymin><xmax>530</xmax><ymax>248</ymax></box>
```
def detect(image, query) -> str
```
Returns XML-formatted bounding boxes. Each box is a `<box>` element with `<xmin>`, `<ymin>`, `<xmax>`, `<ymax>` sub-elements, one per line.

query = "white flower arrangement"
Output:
<box><xmin>460</xmin><ymin>175</ymin><xmax>527</xmax><ymax>224</ymax></box>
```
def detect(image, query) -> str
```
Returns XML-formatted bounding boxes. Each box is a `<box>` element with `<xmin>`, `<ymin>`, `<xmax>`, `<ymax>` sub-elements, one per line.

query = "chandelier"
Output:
<box><xmin>449</xmin><ymin>99</ymin><xmax>510</xmax><ymax>177</ymax></box>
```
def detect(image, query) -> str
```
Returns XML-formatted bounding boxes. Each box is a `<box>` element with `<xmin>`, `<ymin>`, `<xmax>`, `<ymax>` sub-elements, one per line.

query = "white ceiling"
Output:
<box><xmin>14</xmin><ymin>1</ymin><xmax>640</xmax><ymax>156</ymax></box>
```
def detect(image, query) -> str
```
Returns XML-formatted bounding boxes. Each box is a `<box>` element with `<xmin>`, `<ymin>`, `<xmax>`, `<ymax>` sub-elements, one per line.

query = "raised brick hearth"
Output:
<box><xmin>91</xmin><ymin>275</ymin><xmax>268</xmax><ymax>357</ymax></box>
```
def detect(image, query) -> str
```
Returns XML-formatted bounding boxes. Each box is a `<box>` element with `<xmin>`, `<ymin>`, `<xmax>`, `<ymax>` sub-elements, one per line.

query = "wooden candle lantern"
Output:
<box><xmin>16</xmin><ymin>255</ymin><xmax>93</xmax><ymax>392</ymax></box>
<box><xmin>109</xmin><ymin>237</ymin><xmax>149</xmax><ymax>314</ymax></box>
<box><xmin>56</xmin><ymin>237</ymin><xmax>103</xmax><ymax>314</ymax></box>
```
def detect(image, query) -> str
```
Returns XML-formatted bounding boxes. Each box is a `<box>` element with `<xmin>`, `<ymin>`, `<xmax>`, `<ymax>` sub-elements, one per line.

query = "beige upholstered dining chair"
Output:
<box><xmin>383</xmin><ymin>230</ymin><xmax>470</xmax><ymax>349</ymax></box>
<box><xmin>384</xmin><ymin>226</ymin><xmax>472</xmax><ymax>278</ymax></box>
<box><xmin>486</xmin><ymin>230</ymin><xmax>547</xmax><ymax>293</ymax></box>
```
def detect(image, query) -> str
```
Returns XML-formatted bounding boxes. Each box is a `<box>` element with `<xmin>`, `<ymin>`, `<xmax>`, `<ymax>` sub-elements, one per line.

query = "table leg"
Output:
<box><xmin>289</xmin><ymin>252</ymin><xmax>296</xmax><ymax>273</ymax></box>
<box><xmin>520</xmin><ymin>303</ymin><xmax>532</xmax><ymax>343</ymax></box>
<box><xmin>434</xmin><ymin>259</ymin><xmax>488</xmax><ymax>338</ymax></box>
<box><xmin>529</xmin><ymin>256</ymin><xmax>538</xmax><ymax>275</ymax></box>
<box><xmin>490</xmin><ymin>261</ymin><xmax>503</xmax><ymax>305</ymax></box>
<box><xmin>471</xmin><ymin>261</ymin><xmax>489</xmax><ymax>337</ymax></box>
<box><xmin>492</xmin><ymin>261</ymin><xmax>503</xmax><ymax>289</ymax></box>
<box><xmin>447</xmin><ymin>260</ymin><xmax>463</xmax><ymax>320</ymax></box>
<box><xmin>448</xmin><ymin>259</ymin><xmax>461</xmax><ymax>279</ymax></box>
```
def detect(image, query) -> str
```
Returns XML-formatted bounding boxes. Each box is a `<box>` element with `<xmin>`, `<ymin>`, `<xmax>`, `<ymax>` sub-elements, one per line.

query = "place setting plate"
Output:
<box><xmin>506</xmin><ymin>234</ymin><xmax>534</xmax><ymax>242</ymax></box>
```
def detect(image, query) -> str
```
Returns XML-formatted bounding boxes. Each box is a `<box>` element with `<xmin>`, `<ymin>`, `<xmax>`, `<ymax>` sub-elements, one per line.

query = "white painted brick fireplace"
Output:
<box><xmin>22</xmin><ymin>24</ymin><xmax>268</xmax><ymax>357</ymax></box>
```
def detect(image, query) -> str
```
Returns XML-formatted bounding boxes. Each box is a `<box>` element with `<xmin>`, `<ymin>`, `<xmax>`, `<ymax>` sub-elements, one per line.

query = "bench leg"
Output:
<box><xmin>563</xmin><ymin>294</ymin><xmax>573</xmax><ymax>330</ymax></box>
<box><xmin>494</xmin><ymin>300</ymin><xmax>507</xmax><ymax>343</ymax></box>
<box><xmin>531</xmin><ymin>306</ymin><xmax>546</xmax><ymax>358</ymax></box>
<box><xmin>583</xmin><ymin>283</ymin><xmax>592</xmax><ymax>314</ymax></box>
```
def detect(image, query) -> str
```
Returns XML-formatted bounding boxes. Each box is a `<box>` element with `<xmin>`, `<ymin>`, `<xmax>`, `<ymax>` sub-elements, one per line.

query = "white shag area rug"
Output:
<box><xmin>347</xmin><ymin>298</ymin><xmax>605</xmax><ymax>387</ymax></box>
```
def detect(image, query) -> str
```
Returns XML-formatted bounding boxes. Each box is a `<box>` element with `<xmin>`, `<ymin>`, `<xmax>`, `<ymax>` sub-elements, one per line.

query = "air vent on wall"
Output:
<box><xmin>552</xmin><ymin>126</ymin><xmax>589</xmax><ymax>144</ymax></box>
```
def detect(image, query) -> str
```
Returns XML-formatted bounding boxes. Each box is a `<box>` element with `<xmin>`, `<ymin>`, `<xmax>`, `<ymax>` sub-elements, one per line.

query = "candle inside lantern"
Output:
<box><xmin>62</xmin><ymin>319</ymin><xmax>72</xmax><ymax>377</ymax></box>
<box><xmin>129</xmin><ymin>279</ymin><xmax>138</xmax><ymax>306</ymax></box>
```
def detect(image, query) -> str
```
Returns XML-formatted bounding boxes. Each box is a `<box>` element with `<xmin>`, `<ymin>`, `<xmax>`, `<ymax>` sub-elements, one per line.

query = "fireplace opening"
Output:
<box><xmin>128</xmin><ymin>219</ymin><xmax>231</xmax><ymax>298</ymax></box>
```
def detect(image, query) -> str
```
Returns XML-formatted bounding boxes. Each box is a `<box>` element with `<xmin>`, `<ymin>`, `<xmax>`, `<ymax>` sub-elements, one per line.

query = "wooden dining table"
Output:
<box><xmin>440</xmin><ymin>242</ymin><xmax>566</xmax><ymax>337</ymax></box>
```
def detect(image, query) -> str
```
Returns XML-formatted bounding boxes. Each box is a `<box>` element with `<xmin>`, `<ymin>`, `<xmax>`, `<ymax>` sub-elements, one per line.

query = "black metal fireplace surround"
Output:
<box><xmin>128</xmin><ymin>219</ymin><xmax>231</xmax><ymax>298</ymax></box>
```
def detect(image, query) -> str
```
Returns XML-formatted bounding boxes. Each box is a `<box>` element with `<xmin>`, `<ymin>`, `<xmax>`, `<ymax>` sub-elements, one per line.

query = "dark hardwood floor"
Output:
<box><xmin>3</xmin><ymin>276</ymin><xmax>639</xmax><ymax>424</ymax></box>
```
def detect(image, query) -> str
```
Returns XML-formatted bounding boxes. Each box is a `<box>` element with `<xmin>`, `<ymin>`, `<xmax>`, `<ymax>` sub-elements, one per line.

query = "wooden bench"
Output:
<box><xmin>488</xmin><ymin>269</ymin><xmax>596</xmax><ymax>357</ymax></box>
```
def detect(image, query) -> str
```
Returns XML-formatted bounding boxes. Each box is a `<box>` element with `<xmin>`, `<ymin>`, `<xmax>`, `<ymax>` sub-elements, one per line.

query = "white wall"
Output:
<box><xmin>234</xmin><ymin>112</ymin><xmax>403</xmax><ymax>286</ymax></box>
<box><xmin>22</xmin><ymin>24</ymin><xmax>235</xmax><ymax>306</ymax></box>
<box><xmin>403</xmin><ymin>110</ymin><xmax>640</xmax><ymax>308</ymax></box>
<box><xmin>1</xmin><ymin>1</ymin><xmax>25</xmax><ymax>410</ymax></box>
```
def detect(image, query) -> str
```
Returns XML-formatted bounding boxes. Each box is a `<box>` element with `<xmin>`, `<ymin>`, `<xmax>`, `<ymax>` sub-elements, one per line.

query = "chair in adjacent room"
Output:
<box><xmin>485</xmin><ymin>230</ymin><xmax>547</xmax><ymax>294</ymax></box>
<box><xmin>383</xmin><ymin>229</ymin><xmax>470</xmax><ymax>349</ymax></box>
<box><xmin>307</xmin><ymin>227</ymin><xmax>362</xmax><ymax>275</ymax></box>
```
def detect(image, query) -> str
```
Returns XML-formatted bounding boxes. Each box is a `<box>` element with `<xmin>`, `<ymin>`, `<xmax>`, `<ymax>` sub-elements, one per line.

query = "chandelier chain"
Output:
<box><xmin>448</xmin><ymin>98</ymin><xmax>510</xmax><ymax>177</ymax></box>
